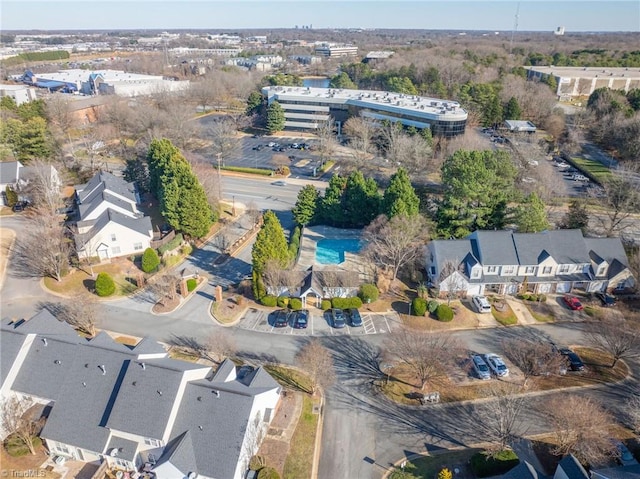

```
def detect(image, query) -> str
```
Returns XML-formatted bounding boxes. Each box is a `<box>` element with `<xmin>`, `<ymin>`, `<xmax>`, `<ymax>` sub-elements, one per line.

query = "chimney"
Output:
<box><xmin>99</xmin><ymin>365</ymin><xmax>106</xmax><ymax>375</ymax></box>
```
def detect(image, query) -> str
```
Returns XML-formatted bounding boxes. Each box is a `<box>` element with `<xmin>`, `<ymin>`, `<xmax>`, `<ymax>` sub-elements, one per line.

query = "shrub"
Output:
<box><xmin>359</xmin><ymin>283</ymin><xmax>379</xmax><ymax>303</ymax></box>
<box><xmin>331</xmin><ymin>297</ymin><xmax>363</xmax><ymax>309</ymax></box>
<box><xmin>412</xmin><ymin>297</ymin><xmax>427</xmax><ymax>316</ymax></box>
<box><xmin>321</xmin><ymin>299</ymin><xmax>332</xmax><ymax>310</ymax></box>
<box><xmin>222</xmin><ymin>166</ymin><xmax>273</xmax><ymax>176</ymax></box>
<box><xmin>528</xmin><ymin>294</ymin><xmax>538</xmax><ymax>302</ymax></box>
<box><xmin>141</xmin><ymin>248</ymin><xmax>160</xmax><ymax>273</ymax></box>
<box><xmin>427</xmin><ymin>300</ymin><xmax>439</xmax><ymax>314</ymax></box>
<box><xmin>438</xmin><ymin>468</ymin><xmax>453</xmax><ymax>479</ymax></box>
<box><xmin>95</xmin><ymin>272</ymin><xmax>116</xmax><ymax>297</ymax></box>
<box><xmin>5</xmin><ymin>185</ymin><xmax>18</xmax><ymax>207</ymax></box>
<box><xmin>5</xmin><ymin>435</ymin><xmax>42</xmax><ymax>457</ymax></box>
<box><xmin>538</xmin><ymin>294</ymin><xmax>547</xmax><ymax>302</ymax></box>
<box><xmin>436</xmin><ymin>304</ymin><xmax>454</xmax><ymax>322</ymax></box>
<box><xmin>186</xmin><ymin>278</ymin><xmax>197</xmax><ymax>292</ymax></box>
<box><xmin>289</xmin><ymin>297</ymin><xmax>303</xmax><ymax>310</ymax></box>
<box><xmin>158</xmin><ymin>233</ymin><xmax>184</xmax><ymax>255</ymax></box>
<box><xmin>276</xmin><ymin>296</ymin><xmax>289</xmax><ymax>308</ymax></box>
<box><xmin>252</xmin><ymin>270</ymin><xmax>266</xmax><ymax>300</ymax></box>
<box><xmin>257</xmin><ymin>467</ymin><xmax>280</xmax><ymax>479</ymax></box>
<box><xmin>180</xmin><ymin>243</ymin><xmax>193</xmax><ymax>256</ymax></box>
<box><xmin>470</xmin><ymin>450</ymin><xmax>519</xmax><ymax>478</ymax></box>
<box><xmin>261</xmin><ymin>295</ymin><xmax>277</xmax><ymax>307</ymax></box>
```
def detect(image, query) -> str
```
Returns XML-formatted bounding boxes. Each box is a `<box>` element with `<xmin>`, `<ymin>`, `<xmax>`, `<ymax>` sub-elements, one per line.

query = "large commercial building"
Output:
<box><xmin>526</xmin><ymin>66</ymin><xmax>640</xmax><ymax>99</ymax></box>
<box><xmin>314</xmin><ymin>43</ymin><xmax>358</xmax><ymax>57</ymax></box>
<box><xmin>262</xmin><ymin>86</ymin><xmax>468</xmax><ymax>137</ymax></box>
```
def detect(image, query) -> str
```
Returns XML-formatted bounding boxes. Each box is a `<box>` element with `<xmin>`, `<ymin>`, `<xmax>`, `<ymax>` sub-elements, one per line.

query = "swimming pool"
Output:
<box><xmin>315</xmin><ymin>238</ymin><xmax>362</xmax><ymax>265</ymax></box>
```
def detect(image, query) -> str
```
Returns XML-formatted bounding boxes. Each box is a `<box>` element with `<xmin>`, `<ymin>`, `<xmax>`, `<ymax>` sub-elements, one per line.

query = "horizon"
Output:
<box><xmin>1</xmin><ymin>1</ymin><xmax>638</xmax><ymax>32</ymax></box>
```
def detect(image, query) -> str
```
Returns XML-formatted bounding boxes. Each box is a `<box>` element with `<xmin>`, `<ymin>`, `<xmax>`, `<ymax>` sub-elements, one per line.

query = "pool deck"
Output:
<box><xmin>298</xmin><ymin>226</ymin><xmax>372</xmax><ymax>279</ymax></box>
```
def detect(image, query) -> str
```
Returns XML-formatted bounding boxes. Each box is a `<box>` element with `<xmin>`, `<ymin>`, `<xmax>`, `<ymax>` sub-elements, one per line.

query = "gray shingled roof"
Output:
<box><xmin>546</xmin><ymin>230</ymin><xmax>591</xmax><ymax>264</ymax></box>
<box><xmin>502</xmin><ymin>461</ymin><xmax>547</xmax><ymax>479</ymax></box>
<box><xmin>105</xmin><ymin>435</ymin><xmax>140</xmax><ymax>462</ymax></box>
<box><xmin>14</xmin><ymin>309</ymin><xmax>80</xmax><ymax>338</ymax></box>
<box><xmin>105</xmin><ymin>361</ymin><xmax>207</xmax><ymax>439</ymax></box>
<box><xmin>243</xmin><ymin>367</ymin><xmax>281</xmax><ymax>390</ymax></box>
<box><xmin>1</xmin><ymin>326</ymin><xmax>27</xmax><ymax>386</ymax></box>
<box><xmin>557</xmin><ymin>454</ymin><xmax>589</xmax><ymax>478</ymax></box>
<box><xmin>168</xmin><ymin>382</ymin><xmax>256</xmax><ymax>479</ymax></box>
<box><xmin>512</xmin><ymin>233</ymin><xmax>553</xmax><ymax>265</ymax></box>
<box><xmin>471</xmin><ymin>231</ymin><xmax>519</xmax><ymax>265</ymax></box>
<box><xmin>585</xmin><ymin>238</ymin><xmax>629</xmax><ymax>267</ymax></box>
<box><xmin>154</xmin><ymin>431</ymin><xmax>198</xmax><ymax>476</ymax></box>
<box><xmin>431</xmin><ymin>239</ymin><xmax>476</xmax><ymax>270</ymax></box>
<box><xmin>0</xmin><ymin>161</ymin><xmax>21</xmax><ymax>184</ymax></box>
<box><xmin>79</xmin><ymin>190</ymin><xmax>137</xmax><ymax>221</ymax></box>
<box><xmin>76</xmin><ymin>171</ymin><xmax>136</xmax><ymax>204</ymax></box>
<box><xmin>133</xmin><ymin>336</ymin><xmax>168</xmax><ymax>356</ymax></box>
<box><xmin>88</xmin><ymin>332</ymin><xmax>135</xmax><ymax>353</ymax></box>
<box><xmin>590</xmin><ymin>464</ymin><xmax>640</xmax><ymax>478</ymax></box>
<box><xmin>41</xmin><ymin>344</ymin><xmax>133</xmax><ymax>454</ymax></box>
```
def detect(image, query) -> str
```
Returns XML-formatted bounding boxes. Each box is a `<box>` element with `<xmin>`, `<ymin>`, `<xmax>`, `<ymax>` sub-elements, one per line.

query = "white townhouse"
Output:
<box><xmin>0</xmin><ymin>160</ymin><xmax>61</xmax><ymax>206</ymax></box>
<box><xmin>426</xmin><ymin>229</ymin><xmax>635</xmax><ymax>297</ymax></box>
<box><xmin>0</xmin><ymin>311</ymin><xmax>281</xmax><ymax>479</ymax></box>
<box><xmin>74</xmin><ymin>171</ymin><xmax>153</xmax><ymax>260</ymax></box>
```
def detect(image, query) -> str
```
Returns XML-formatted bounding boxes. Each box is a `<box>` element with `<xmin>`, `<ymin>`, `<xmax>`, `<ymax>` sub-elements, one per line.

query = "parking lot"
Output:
<box><xmin>237</xmin><ymin>307</ymin><xmax>402</xmax><ymax>336</ymax></box>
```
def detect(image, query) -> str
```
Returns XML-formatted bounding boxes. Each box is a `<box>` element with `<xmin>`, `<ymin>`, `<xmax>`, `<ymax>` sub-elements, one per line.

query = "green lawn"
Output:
<box><xmin>282</xmin><ymin>395</ymin><xmax>319</xmax><ymax>479</ymax></box>
<box><xmin>491</xmin><ymin>303</ymin><xmax>518</xmax><ymax>326</ymax></box>
<box><xmin>388</xmin><ymin>449</ymin><xmax>481</xmax><ymax>478</ymax></box>
<box><xmin>569</xmin><ymin>157</ymin><xmax>613</xmax><ymax>184</ymax></box>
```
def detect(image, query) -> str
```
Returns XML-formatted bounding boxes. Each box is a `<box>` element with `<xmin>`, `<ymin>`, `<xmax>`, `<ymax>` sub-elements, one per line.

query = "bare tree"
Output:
<box><xmin>168</xmin><ymin>330</ymin><xmax>236</xmax><ymax>365</ymax></box>
<box><xmin>587</xmin><ymin>317</ymin><xmax>640</xmax><ymax>367</ymax></box>
<box><xmin>296</xmin><ymin>340</ymin><xmax>336</xmax><ymax>395</ymax></box>
<box><xmin>595</xmin><ymin>174</ymin><xmax>640</xmax><ymax>237</ymax></box>
<box><xmin>385</xmin><ymin>327</ymin><xmax>463</xmax><ymax>390</ymax></box>
<box><xmin>189</xmin><ymin>156</ymin><xmax>221</xmax><ymax>212</ymax></box>
<box><xmin>148</xmin><ymin>271</ymin><xmax>180</xmax><ymax>306</ymax></box>
<box><xmin>19</xmin><ymin>158</ymin><xmax>62</xmax><ymax>214</ymax></box>
<box><xmin>11</xmin><ymin>206</ymin><xmax>72</xmax><ymax>282</ymax></box>
<box><xmin>362</xmin><ymin>214</ymin><xmax>430</xmax><ymax>281</ymax></box>
<box><xmin>245</xmin><ymin>201</ymin><xmax>262</xmax><ymax>227</ymax></box>
<box><xmin>438</xmin><ymin>259</ymin><xmax>467</xmax><ymax>305</ymax></box>
<box><xmin>481</xmin><ymin>383</ymin><xmax>529</xmax><ymax>455</ymax></box>
<box><xmin>262</xmin><ymin>259</ymin><xmax>291</xmax><ymax>295</ymax></box>
<box><xmin>544</xmin><ymin>395</ymin><xmax>616</xmax><ymax>465</ymax></box>
<box><xmin>343</xmin><ymin>115</ymin><xmax>376</xmax><ymax>166</ymax></box>
<box><xmin>315</xmin><ymin>119</ymin><xmax>338</xmax><ymax>164</ymax></box>
<box><xmin>208</xmin><ymin>118</ymin><xmax>241</xmax><ymax>163</ymax></box>
<box><xmin>270</xmin><ymin>153</ymin><xmax>290</xmax><ymax>173</ymax></box>
<box><xmin>0</xmin><ymin>395</ymin><xmax>43</xmax><ymax>455</ymax></box>
<box><xmin>624</xmin><ymin>392</ymin><xmax>640</xmax><ymax>434</ymax></box>
<box><xmin>502</xmin><ymin>339</ymin><xmax>564</xmax><ymax>388</ymax></box>
<box><xmin>46</xmin><ymin>293</ymin><xmax>99</xmax><ymax>337</ymax></box>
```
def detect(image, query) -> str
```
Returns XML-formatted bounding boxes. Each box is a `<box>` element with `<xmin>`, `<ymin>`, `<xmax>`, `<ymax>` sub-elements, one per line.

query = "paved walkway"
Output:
<box><xmin>504</xmin><ymin>298</ymin><xmax>539</xmax><ymax>325</ymax></box>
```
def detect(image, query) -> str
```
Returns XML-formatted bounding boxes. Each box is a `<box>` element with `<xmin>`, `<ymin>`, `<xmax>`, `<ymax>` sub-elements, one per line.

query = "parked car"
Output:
<box><xmin>273</xmin><ymin>310</ymin><xmax>290</xmax><ymax>328</ymax></box>
<box><xmin>331</xmin><ymin>308</ymin><xmax>346</xmax><ymax>328</ymax></box>
<box><xmin>484</xmin><ymin>353</ymin><xmax>509</xmax><ymax>377</ymax></box>
<box><xmin>559</xmin><ymin>348</ymin><xmax>585</xmax><ymax>371</ymax></box>
<box><xmin>472</xmin><ymin>295</ymin><xmax>492</xmax><ymax>314</ymax></box>
<box><xmin>271</xmin><ymin>180</ymin><xmax>287</xmax><ymax>186</ymax></box>
<box><xmin>563</xmin><ymin>294</ymin><xmax>584</xmax><ymax>311</ymax></box>
<box><xmin>555</xmin><ymin>162</ymin><xmax>570</xmax><ymax>169</ymax></box>
<box><xmin>267</xmin><ymin>142</ymin><xmax>276</xmax><ymax>147</ymax></box>
<box><xmin>347</xmin><ymin>308</ymin><xmax>363</xmax><ymax>327</ymax></box>
<box><xmin>595</xmin><ymin>291</ymin><xmax>617</xmax><ymax>307</ymax></box>
<box><xmin>11</xmin><ymin>201</ymin><xmax>29</xmax><ymax>212</ymax></box>
<box><xmin>571</xmin><ymin>174</ymin><xmax>589</xmax><ymax>182</ymax></box>
<box><xmin>612</xmin><ymin>440</ymin><xmax>639</xmax><ymax>466</ymax></box>
<box><xmin>292</xmin><ymin>309</ymin><xmax>309</xmax><ymax>329</ymax></box>
<box><xmin>471</xmin><ymin>354</ymin><xmax>491</xmax><ymax>380</ymax></box>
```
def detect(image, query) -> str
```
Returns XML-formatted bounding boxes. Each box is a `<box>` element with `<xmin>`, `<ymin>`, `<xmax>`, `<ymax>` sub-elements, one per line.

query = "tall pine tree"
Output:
<box><xmin>292</xmin><ymin>185</ymin><xmax>319</xmax><ymax>226</ymax></box>
<box><xmin>252</xmin><ymin>210</ymin><xmax>289</xmax><ymax>278</ymax></box>
<box><xmin>383</xmin><ymin>167</ymin><xmax>420</xmax><ymax>218</ymax></box>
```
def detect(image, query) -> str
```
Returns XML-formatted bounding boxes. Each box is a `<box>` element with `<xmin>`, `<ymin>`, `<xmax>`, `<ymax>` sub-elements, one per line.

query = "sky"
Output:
<box><xmin>1</xmin><ymin>1</ymin><xmax>638</xmax><ymax>32</ymax></box>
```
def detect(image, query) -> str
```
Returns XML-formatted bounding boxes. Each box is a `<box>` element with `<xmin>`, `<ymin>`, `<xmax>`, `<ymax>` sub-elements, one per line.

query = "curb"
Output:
<box><xmin>150</xmin><ymin>277</ymin><xmax>208</xmax><ymax>316</ymax></box>
<box><xmin>311</xmin><ymin>391</ymin><xmax>325</xmax><ymax>479</ymax></box>
<box><xmin>0</xmin><ymin>228</ymin><xmax>16</xmax><ymax>292</ymax></box>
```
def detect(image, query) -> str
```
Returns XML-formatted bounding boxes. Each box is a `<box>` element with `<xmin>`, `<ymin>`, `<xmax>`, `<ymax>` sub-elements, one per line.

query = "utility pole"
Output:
<box><xmin>510</xmin><ymin>2</ymin><xmax>520</xmax><ymax>55</ymax></box>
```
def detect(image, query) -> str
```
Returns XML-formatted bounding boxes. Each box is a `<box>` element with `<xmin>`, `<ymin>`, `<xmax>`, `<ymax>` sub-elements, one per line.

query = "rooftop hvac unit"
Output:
<box><xmin>396</xmin><ymin>101</ymin><xmax>401</xmax><ymax>105</ymax></box>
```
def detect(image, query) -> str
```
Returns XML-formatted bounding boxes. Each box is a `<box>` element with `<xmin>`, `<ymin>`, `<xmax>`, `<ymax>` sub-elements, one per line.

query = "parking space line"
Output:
<box><xmin>381</xmin><ymin>314</ymin><xmax>392</xmax><ymax>334</ymax></box>
<box><xmin>251</xmin><ymin>313</ymin><xmax>263</xmax><ymax>330</ymax></box>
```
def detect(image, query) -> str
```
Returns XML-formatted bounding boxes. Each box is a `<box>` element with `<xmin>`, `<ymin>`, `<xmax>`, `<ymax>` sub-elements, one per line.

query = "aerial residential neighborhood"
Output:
<box><xmin>1</xmin><ymin>3</ymin><xmax>640</xmax><ymax>479</ymax></box>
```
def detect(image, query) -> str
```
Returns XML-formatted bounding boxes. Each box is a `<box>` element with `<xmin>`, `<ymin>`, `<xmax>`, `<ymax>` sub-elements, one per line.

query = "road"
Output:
<box><xmin>2</xmin><ymin>177</ymin><xmax>638</xmax><ymax>479</ymax></box>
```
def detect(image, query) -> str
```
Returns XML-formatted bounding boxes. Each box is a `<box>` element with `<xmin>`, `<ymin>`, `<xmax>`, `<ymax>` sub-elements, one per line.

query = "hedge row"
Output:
<box><xmin>222</xmin><ymin>166</ymin><xmax>274</xmax><ymax>176</ymax></box>
<box><xmin>470</xmin><ymin>451</ymin><xmax>519</xmax><ymax>478</ymax></box>
<box><xmin>288</xmin><ymin>226</ymin><xmax>302</xmax><ymax>259</ymax></box>
<box><xmin>331</xmin><ymin>297</ymin><xmax>363</xmax><ymax>309</ymax></box>
<box><xmin>518</xmin><ymin>293</ymin><xmax>547</xmax><ymax>302</ymax></box>
<box><xmin>158</xmin><ymin>233</ymin><xmax>184</xmax><ymax>255</ymax></box>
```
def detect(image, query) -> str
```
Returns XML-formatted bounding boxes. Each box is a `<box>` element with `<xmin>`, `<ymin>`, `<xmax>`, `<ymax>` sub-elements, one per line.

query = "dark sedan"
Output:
<box><xmin>595</xmin><ymin>292</ymin><xmax>617</xmax><ymax>307</ymax></box>
<box><xmin>292</xmin><ymin>309</ymin><xmax>309</xmax><ymax>329</ymax></box>
<box><xmin>347</xmin><ymin>308</ymin><xmax>363</xmax><ymax>327</ymax></box>
<box><xmin>331</xmin><ymin>308</ymin><xmax>346</xmax><ymax>329</ymax></box>
<box><xmin>559</xmin><ymin>348</ymin><xmax>585</xmax><ymax>371</ymax></box>
<box><xmin>273</xmin><ymin>310</ymin><xmax>290</xmax><ymax>328</ymax></box>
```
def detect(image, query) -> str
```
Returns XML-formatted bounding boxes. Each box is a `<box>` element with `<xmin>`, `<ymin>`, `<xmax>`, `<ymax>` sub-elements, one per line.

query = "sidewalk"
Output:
<box><xmin>504</xmin><ymin>298</ymin><xmax>539</xmax><ymax>325</ymax></box>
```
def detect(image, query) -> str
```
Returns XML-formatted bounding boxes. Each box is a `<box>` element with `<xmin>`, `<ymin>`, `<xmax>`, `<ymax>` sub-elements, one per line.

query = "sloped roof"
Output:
<box><xmin>590</xmin><ymin>464</ymin><xmax>640</xmax><ymax>478</ymax></box>
<box><xmin>154</xmin><ymin>431</ymin><xmax>197</xmax><ymax>477</ymax></box>
<box><xmin>76</xmin><ymin>208</ymin><xmax>152</xmax><ymax>249</ymax></box>
<box><xmin>502</xmin><ymin>461</ymin><xmax>548</xmax><ymax>479</ymax></box>
<box><xmin>133</xmin><ymin>336</ymin><xmax>168</xmax><ymax>356</ymax></box>
<box><xmin>79</xmin><ymin>190</ymin><xmax>137</xmax><ymax>221</ymax></box>
<box><xmin>76</xmin><ymin>170</ymin><xmax>136</xmax><ymax>204</ymax></box>
<box><xmin>11</xmin><ymin>309</ymin><xmax>79</xmax><ymax>338</ymax></box>
<box><xmin>88</xmin><ymin>331</ymin><xmax>135</xmax><ymax>353</ymax></box>
<box><xmin>557</xmin><ymin>454</ymin><xmax>589</xmax><ymax>478</ymax></box>
<box><xmin>431</xmin><ymin>238</ymin><xmax>476</xmax><ymax>269</ymax></box>
<box><xmin>105</xmin><ymin>435</ymin><xmax>139</xmax><ymax>462</ymax></box>
<box><xmin>1</xmin><ymin>324</ymin><xmax>27</xmax><ymax>386</ymax></box>
<box><xmin>471</xmin><ymin>230</ymin><xmax>519</xmax><ymax>265</ymax></box>
<box><xmin>585</xmin><ymin>238</ymin><xmax>629</xmax><ymax>267</ymax></box>
<box><xmin>0</xmin><ymin>161</ymin><xmax>22</xmax><ymax>184</ymax></box>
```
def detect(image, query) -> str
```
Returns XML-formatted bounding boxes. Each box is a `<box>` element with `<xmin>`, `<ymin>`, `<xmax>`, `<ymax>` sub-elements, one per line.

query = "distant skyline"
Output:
<box><xmin>1</xmin><ymin>1</ymin><xmax>638</xmax><ymax>32</ymax></box>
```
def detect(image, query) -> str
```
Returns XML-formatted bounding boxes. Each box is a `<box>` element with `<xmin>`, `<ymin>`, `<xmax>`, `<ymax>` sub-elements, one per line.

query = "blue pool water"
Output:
<box><xmin>315</xmin><ymin>239</ymin><xmax>362</xmax><ymax>265</ymax></box>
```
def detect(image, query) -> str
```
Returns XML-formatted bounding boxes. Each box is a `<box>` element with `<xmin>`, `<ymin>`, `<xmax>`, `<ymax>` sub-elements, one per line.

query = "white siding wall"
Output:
<box><xmin>79</xmin><ymin>221</ymin><xmax>151</xmax><ymax>259</ymax></box>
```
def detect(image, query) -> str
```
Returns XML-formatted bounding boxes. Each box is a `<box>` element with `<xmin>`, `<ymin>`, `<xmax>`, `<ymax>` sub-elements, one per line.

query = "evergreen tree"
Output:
<box><xmin>4</xmin><ymin>185</ymin><xmax>18</xmax><ymax>207</ymax></box>
<box><xmin>266</xmin><ymin>101</ymin><xmax>285</xmax><ymax>133</ymax></box>
<box><xmin>342</xmin><ymin>171</ymin><xmax>381</xmax><ymax>227</ymax></box>
<box><xmin>252</xmin><ymin>210</ymin><xmax>289</xmax><ymax>276</ymax></box>
<box><xmin>318</xmin><ymin>175</ymin><xmax>348</xmax><ymax>226</ymax></box>
<box><xmin>95</xmin><ymin>272</ymin><xmax>116</xmax><ymax>297</ymax></box>
<box><xmin>514</xmin><ymin>192</ymin><xmax>549</xmax><ymax>233</ymax></box>
<box><xmin>246</xmin><ymin>91</ymin><xmax>264</xmax><ymax>116</ymax></box>
<box><xmin>292</xmin><ymin>185</ymin><xmax>319</xmax><ymax>226</ymax></box>
<box><xmin>503</xmin><ymin>96</ymin><xmax>522</xmax><ymax>120</ymax></box>
<box><xmin>420</xmin><ymin>126</ymin><xmax>433</xmax><ymax>147</ymax></box>
<box><xmin>558</xmin><ymin>200</ymin><xmax>590</xmax><ymax>234</ymax></box>
<box><xmin>383</xmin><ymin>167</ymin><xmax>420</xmax><ymax>218</ymax></box>
<box><xmin>329</xmin><ymin>72</ymin><xmax>357</xmax><ymax>89</ymax></box>
<box><xmin>436</xmin><ymin>150</ymin><xmax>517</xmax><ymax>238</ymax></box>
<box><xmin>482</xmin><ymin>95</ymin><xmax>503</xmax><ymax>128</ymax></box>
<box><xmin>544</xmin><ymin>74</ymin><xmax>558</xmax><ymax>93</ymax></box>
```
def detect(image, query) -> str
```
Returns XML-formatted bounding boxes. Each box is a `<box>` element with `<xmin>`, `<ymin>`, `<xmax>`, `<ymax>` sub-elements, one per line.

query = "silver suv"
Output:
<box><xmin>471</xmin><ymin>354</ymin><xmax>491</xmax><ymax>380</ymax></box>
<box><xmin>472</xmin><ymin>295</ymin><xmax>492</xmax><ymax>314</ymax></box>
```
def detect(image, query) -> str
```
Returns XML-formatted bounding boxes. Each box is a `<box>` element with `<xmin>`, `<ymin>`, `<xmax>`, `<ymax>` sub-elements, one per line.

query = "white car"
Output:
<box><xmin>484</xmin><ymin>353</ymin><xmax>509</xmax><ymax>377</ymax></box>
<box><xmin>471</xmin><ymin>354</ymin><xmax>491</xmax><ymax>380</ymax></box>
<box><xmin>472</xmin><ymin>295</ymin><xmax>492</xmax><ymax>314</ymax></box>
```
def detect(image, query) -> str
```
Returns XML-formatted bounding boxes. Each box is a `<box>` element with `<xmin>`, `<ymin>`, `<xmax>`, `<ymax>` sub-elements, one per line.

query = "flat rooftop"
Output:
<box><xmin>29</xmin><ymin>69</ymin><xmax>165</xmax><ymax>83</ymax></box>
<box><xmin>264</xmin><ymin>86</ymin><xmax>467</xmax><ymax>118</ymax></box>
<box><xmin>526</xmin><ymin>66</ymin><xmax>640</xmax><ymax>79</ymax></box>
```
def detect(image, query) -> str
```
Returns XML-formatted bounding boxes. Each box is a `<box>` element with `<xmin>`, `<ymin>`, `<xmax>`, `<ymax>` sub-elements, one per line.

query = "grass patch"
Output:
<box><xmin>43</xmin><ymin>260</ymin><xmax>139</xmax><ymax>297</ymax></box>
<box><xmin>525</xmin><ymin>302</ymin><xmax>556</xmax><ymax>322</ymax></box>
<box><xmin>470</xmin><ymin>450</ymin><xmax>520</xmax><ymax>477</ymax></box>
<box><xmin>491</xmin><ymin>302</ymin><xmax>518</xmax><ymax>326</ymax></box>
<box><xmin>282</xmin><ymin>395</ymin><xmax>319</xmax><ymax>479</ymax></box>
<box><xmin>0</xmin><ymin>206</ymin><xmax>14</xmax><ymax>216</ymax></box>
<box><xmin>401</xmin><ymin>301</ymin><xmax>479</xmax><ymax>331</ymax></box>
<box><xmin>569</xmin><ymin>156</ymin><xmax>613</xmax><ymax>184</ymax></box>
<box><xmin>264</xmin><ymin>365</ymin><xmax>313</xmax><ymax>394</ymax></box>
<box><xmin>113</xmin><ymin>335</ymin><xmax>138</xmax><ymax>346</ymax></box>
<box><xmin>388</xmin><ymin>449</ymin><xmax>480</xmax><ymax>479</ymax></box>
<box><xmin>318</xmin><ymin>160</ymin><xmax>335</xmax><ymax>173</ymax></box>
<box><xmin>222</xmin><ymin>165</ymin><xmax>274</xmax><ymax>176</ymax></box>
<box><xmin>168</xmin><ymin>347</ymin><xmax>201</xmax><ymax>362</ymax></box>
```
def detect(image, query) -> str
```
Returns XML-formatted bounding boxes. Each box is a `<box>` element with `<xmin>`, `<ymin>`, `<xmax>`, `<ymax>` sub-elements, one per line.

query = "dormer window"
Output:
<box><xmin>487</xmin><ymin>266</ymin><xmax>497</xmax><ymax>274</ymax></box>
<box><xmin>597</xmin><ymin>265</ymin><xmax>607</xmax><ymax>276</ymax></box>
